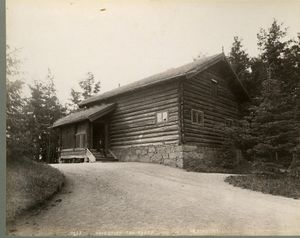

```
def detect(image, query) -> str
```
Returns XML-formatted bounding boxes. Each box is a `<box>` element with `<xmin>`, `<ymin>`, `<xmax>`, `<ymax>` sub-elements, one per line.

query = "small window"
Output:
<box><xmin>225</xmin><ymin>118</ymin><xmax>233</xmax><ymax>127</ymax></box>
<box><xmin>211</xmin><ymin>79</ymin><xmax>218</xmax><ymax>96</ymax></box>
<box><xmin>191</xmin><ymin>109</ymin><xmax>204</xmax><ymax>125</ymax></box>
<box><xmin>156</xmin><ymin>111</ymin><xmax>169</xmax><ymax>124</ymax></box>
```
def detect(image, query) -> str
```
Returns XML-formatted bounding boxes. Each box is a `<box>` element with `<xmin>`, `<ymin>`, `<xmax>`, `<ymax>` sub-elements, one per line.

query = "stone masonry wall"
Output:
<box><xmin>112</xmin><ymin>144</ymin><xmax>221</xmax><ymax>171</ymax></box>
<box><xmin>112</xmin><ymin>144</ymin><xmax>184</xmax><ymax>168</ymax></box>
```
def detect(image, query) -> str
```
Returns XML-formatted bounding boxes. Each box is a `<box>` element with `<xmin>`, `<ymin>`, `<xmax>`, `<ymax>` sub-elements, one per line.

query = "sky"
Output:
<box><xmin>6</xmin><ymin>0</ymin><xmax>300</xmax><ymax>104</ymax></box>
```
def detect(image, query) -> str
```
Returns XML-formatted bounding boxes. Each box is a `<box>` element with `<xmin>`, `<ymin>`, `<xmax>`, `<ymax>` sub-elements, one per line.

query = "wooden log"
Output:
<box><xmin>113</xmin><ymin>97</ymin><xmax>179</xmax><ymax>116</ymax></box>
<box><xmin>111</xmin><ymin>134</ymin><xmax>179</xmax><ymax>146</ymax></box>
<box><xmin>110</xmin><ymin>115</ymin><xmax>179</xmax><ymax>130</ymax></box>
<box><xmin>184</xmin><ymin>88</ymin><xmax>238</xmax><ymax>111</ymax></box>
<box><xmin>110</xmin><ymin>121</ymin><xmax>179</xmax><ymax>134</ymax></box>
<box><xmin>115</xmin><ymin>88</ymin><xmax>178</xmax><ymax>108</ymax></box>
<box><xmin>111</xmin><ymin>106</ymin><xmax>178</xmax><ymax>124</ymax></box>
<box><xmin>110</xmin><ymin>124</ymin><xmax>178</xmax><ymax>137</ymax></box>
<box><xmin>183</xmin><ymin>99</ymin><xmax>238</xmax><ymax>119</ymax></box>
<box><xmin>111</xmin><ymin>140</ymin><xmax>178</xmax><ymax>149</ymax></box>
<box><xmin>110</xmin><ymin>130</ymin><xmax>179</xmax><ymax>143</ymax></box>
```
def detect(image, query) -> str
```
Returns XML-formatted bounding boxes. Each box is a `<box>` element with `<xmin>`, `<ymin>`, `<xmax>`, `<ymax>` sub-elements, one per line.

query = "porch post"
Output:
<box><xmin>90</xmin><ymin>122</ymin><xmax>93</xmax><ymax>149</ymax></box>
<box><xmin>59</xmin><ymin>127</ymin><xmax>62</xmax><ymax>149</ymax></box>
<box><xmin>73</xmin><ymin>125</ymin><xmax>77</xmax><ymax>150</ymax></box>
<box><xmin>104</xmin><ymin>122</ymin><xmax>109</xmax><ymax>155</ymax></box>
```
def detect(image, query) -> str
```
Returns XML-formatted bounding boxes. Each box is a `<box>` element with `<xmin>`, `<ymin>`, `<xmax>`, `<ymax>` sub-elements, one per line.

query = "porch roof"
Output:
<box><xmin>52</xmin><ymin>103</ymin><xmax>116</xmax><ymax>128</ymax></box>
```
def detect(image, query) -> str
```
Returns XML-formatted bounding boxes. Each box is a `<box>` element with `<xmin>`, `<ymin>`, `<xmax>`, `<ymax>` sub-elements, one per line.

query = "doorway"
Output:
<box><xmin>92</xmin><ymin>123</ymin><xmax>106</xmax><ymax>152</ymax></box>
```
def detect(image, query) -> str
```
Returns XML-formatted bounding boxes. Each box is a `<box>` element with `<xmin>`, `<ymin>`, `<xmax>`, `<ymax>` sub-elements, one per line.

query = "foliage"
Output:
<box><xmin>68</xmin><ymin>72</ymin><xmax>101</xmax><ymax>112</ymax></box>
<box><xmin>80</xmin><ymin>72</ymin><xmax>101</xmax><ymax>99</ymax></box>
<box><xmin>6</xmin><ymin>45</ymin><xmax>31</xmax><ymax>159</ymax></box>
<box><xmin>226</xmin><ymin>20</ymin><xmax>300</xmax><ymax>169</ymax></box>
<box><xmin>216</xmin><ymin>120</ymin><xmax>253</xmax><ymax>170</ymax></box>
<box><xmin>247</xmin><ymin>20</ymin><xmax>299</xmax><ymax>164</ymax></box>
<box><xmin>228</xmin><ymin>36</ymin><xmax>251</xmax><ymax>85</ymax></box>
<box><xmin>288</xmin><ymin>151</ymin><xmax>300</xmax><ymax>178</ymax></box>
<box><xmin>225</xmin><ymin>174</ymin><xmax>300</xmax><ymax>199</ymax></box>
<box><xmin>25</xmin><ymin>69</ymin><xmax>66</xmax><ymax>162</ymax></box>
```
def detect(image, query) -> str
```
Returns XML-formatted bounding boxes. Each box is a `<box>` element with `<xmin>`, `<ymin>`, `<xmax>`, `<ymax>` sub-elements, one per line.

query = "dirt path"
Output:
<box><xmin>8</xmin><ymin>162</ymin><xmax>300</xmax><ymax>236</ymax></box>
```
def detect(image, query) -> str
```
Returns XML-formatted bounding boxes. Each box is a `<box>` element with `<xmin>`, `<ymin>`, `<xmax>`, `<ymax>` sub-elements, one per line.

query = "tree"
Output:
<box><xmin>68</xmin><ymin>88</ymin><xmax>81</xmax><ymax>112</ymax></box>
<box><xmin>6</xmin><ymin>45</ymin><xmax>31</xmax><ymax>159</ymax></box>
<box><xmin>247</xmin><ymin>20</ymin><xmax>300</xmax><ymax>165</ymax></box>
<box><xmin>228</xmin><ymin>36</ymin><xmax>265</xmax><ymax>101</ymax></box>
<box><xmin>68</xmin><ymin>72</ymin><xmax>101</xmax><ymax>112</ymax></box>
<box><xmin>26</xmin><ymin>69</ymin><xmax>66</xmax><ymax>162</ymax></box>
<box><xmin>223</xmin><ymin>20</ymin><xmax>300</xmax><ymax>169</ymax></box>
<box><xmin>228</xmin><ymin>36</ymin><xmax>251</xmax><ymax>82</ymax></box>
<box><xmin>79</xmin><ymin>72</ymin><xmax>101</xmax><ymax>99</ymax></box>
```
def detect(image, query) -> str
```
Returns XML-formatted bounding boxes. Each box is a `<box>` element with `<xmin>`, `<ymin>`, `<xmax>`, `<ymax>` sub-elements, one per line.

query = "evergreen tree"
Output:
<box><xmin>248</xmin><ymin>20</ymin><xmax>299</xmax><ymax>164</ymax></box>
<box><xmin>228</xmin><ymin>36</ymin><xmax>265</xmax><ymax>100</ymax></box>
<box><xmin>228</xmin><ymin>36</ymin><xmax>251</xmax><ymax>82</ymax></box>
<box><xmin>6</xmin><ymin>45</ymin><xmax>31</xmax><ymax>159</ymax></box>
<box><xmin>26</xmin><ymin>70</ymin><xmax>66</xmax><ymax>162</ymax></box>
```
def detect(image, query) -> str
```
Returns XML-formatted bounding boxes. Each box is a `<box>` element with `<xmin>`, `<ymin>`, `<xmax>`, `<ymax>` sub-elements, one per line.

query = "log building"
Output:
<box><xmin>52</xmin><ymin>53</ymin><xmax>249</xmax><ymax>170</ymax></box>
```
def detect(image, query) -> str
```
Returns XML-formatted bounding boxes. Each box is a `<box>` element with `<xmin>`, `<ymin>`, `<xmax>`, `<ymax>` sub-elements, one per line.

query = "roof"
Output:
<box><xmin>79</xmin><ymin>53</ymin><xmax>249</xmax><ymax>106</ymax></box>
<box><xmin>52</xmin><ymin>103</ymin><xmax>116</xmax><ymax>128</ymax></box>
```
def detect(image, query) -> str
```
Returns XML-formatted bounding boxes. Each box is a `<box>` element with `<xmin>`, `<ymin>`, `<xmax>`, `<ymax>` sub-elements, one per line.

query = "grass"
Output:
<box><xmin>6</xmin><ymin>157</ymin><xmax>65</xmax><ymax>222</ymax></box>
<box><xmin>225</xmin><ymin>174</ymin><xmax>300</xmax><ymax>199</ymax></box>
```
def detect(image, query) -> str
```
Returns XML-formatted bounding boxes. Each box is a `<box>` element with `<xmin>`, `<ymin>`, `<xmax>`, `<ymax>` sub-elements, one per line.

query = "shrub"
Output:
<box><xmin>225</xmin><ymin>174</ymin><xmax>300</xmax><ymax>198</ymax></box>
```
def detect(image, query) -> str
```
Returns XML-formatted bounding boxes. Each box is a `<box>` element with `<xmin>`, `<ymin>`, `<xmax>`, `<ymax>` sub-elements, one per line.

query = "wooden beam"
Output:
<box><xmin>90</xmin><ymin>123</ymin><xmax>93</xmax><ymax>149</ymax></box>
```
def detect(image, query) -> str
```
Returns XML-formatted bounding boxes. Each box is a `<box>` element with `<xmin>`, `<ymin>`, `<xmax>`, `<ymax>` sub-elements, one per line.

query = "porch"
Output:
<box><xmin>52</xmin><ymin>103</ymin><xmax>118</xmax><ymax>163</ymax></box>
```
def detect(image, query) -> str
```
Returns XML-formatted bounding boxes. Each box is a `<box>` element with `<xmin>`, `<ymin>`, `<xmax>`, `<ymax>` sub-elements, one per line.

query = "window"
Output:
<box><xmin>156</xmin><ymin>111</ymin><xmax>169</xmax><ymax>124</ymax></box>
<box><xmin>191</xmin><ymin>109</ymin><xmax>204</xmax><ymax>125</ymax></box>
<box><xmin>211</xmin><ymin>78</ymin><xmax>218</xmax><ymax>96</ymax></box>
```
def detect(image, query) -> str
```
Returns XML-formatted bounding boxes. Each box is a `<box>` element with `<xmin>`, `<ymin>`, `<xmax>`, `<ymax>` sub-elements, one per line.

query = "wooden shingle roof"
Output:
<box><xmin>79</xmin><ymin>53</ymin><xmax>248</xmax><ymax>107</ymax></box>
<box><xmin>80</xmin><ymin>53</ymin><xmax>222</xmax><ymax>106</ymax></box>
<box><xmin>52</xmin><ymin>103</ymin><xmax>115</xmax><ymax>128</ymax></box>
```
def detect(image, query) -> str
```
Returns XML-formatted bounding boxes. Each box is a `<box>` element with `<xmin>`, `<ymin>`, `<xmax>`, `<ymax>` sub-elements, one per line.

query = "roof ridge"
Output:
<box><xmin>79</xmin><ymin>53</ymin><xmax>225</xmax><ymax>106</ymax></box>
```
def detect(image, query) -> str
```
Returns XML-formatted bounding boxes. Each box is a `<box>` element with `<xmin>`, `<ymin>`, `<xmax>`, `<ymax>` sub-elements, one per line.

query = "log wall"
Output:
<box><xmin>182</xmin><ymin>69</ymin><xmax>240</xmax><ymax>147</ymax></box>
<box><xmin>103</xmin><ymin>80</ymin><xmax>181</xmax><ymax>148</ymax></box>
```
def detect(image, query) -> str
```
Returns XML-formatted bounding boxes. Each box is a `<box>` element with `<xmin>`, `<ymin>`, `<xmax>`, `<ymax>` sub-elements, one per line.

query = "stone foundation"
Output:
<box><xmin>112</xmin><ymin>144</ymin><xmax>221</xmax><ymax>171</ymax></box>
<box><xmin>112</xmin><ymin>144</ymin><xmax>184</xmax><ymax>168</ymax></box>
<box><xmin>182</xmin><ymin>145</ymin><xmax>220</xmax><ymax>172</ymax></box>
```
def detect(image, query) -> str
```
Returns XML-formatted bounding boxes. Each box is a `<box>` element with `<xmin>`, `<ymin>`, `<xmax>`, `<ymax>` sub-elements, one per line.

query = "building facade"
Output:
<box><xmin>52</xmin><ymin>53</ymin><xmax>248</xmax><ymax>170</ymax></box>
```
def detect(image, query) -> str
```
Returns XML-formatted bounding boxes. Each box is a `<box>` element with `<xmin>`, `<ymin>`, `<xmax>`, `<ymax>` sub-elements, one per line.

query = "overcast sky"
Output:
<box><xmin>7</xmin><ymin>0</ymin><xmax>300</xmax><ymax>104</ymax></box>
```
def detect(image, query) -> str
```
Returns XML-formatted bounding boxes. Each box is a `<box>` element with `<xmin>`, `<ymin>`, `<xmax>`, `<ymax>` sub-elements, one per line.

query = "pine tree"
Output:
<box><xmin>6</xmin><ymin>45</ymin><xmax>31</xmax><ymax>159</ymax></box>
<box><xmin>228</xmin><ymin>36</ymin><xmax>251</xmax><ymax>82</ymax></box>
<box><xmin>248</xmin><ymin>20</ymin><xmax>299</xmax><ymax>165</ymax></box>
<box><xmin>26</xmin><ymin>70</ymin><xmax>65</xmax><ymax>162</ymax></box>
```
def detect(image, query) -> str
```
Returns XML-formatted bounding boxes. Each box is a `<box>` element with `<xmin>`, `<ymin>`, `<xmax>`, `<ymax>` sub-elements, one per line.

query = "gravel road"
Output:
<box><xmin>8</xmin><ymin>162</ymin><xmax>300</xmax><ymax>236</ymax></box>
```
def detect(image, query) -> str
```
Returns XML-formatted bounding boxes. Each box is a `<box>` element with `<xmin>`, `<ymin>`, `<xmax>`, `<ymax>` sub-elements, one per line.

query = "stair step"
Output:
<box><xmin>89</xmin><ymin>149</ymin><xmax>118</xmax><ymax>162</ymax></box>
